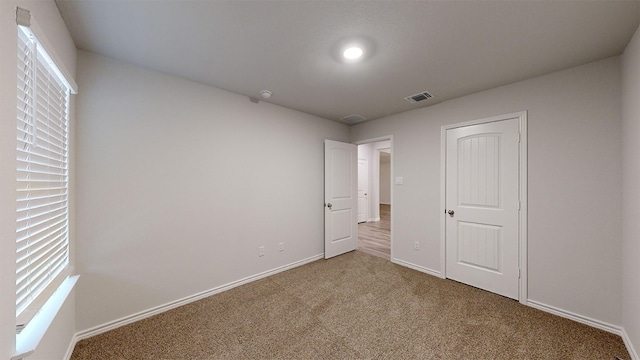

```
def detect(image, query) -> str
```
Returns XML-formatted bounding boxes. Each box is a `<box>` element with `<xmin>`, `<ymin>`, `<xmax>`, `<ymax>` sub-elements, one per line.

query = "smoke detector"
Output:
<box><xmin>260</xmin><ymin>90</ymin><xmax>272</xmax><ymax>99</ymax></box>
<box><xmin>340</xmin><ymin>114</ymin><xmax>367</xmax><ymax>124</ymax></box>
<box><xmin>404</xmin><ymin>91</ymin><xmax>434</xmax><ymax>104</ymax></box>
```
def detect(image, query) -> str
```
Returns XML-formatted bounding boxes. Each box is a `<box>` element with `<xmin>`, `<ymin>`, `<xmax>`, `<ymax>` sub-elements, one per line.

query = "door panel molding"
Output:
<box><xmin>440</xmin><ymin>111</ymin><xmax>528</xmax><ymax>304</ymax></box>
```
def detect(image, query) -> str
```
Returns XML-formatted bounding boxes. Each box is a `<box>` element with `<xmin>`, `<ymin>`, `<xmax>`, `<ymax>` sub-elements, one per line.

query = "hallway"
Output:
<box><xmin>357</xmin><ymin>204</ymin><xmax>390</xmax><ymax>260</ymax></box>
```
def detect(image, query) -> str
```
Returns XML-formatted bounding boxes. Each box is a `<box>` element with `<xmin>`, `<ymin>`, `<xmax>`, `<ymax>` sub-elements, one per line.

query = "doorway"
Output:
<box><xmin>356</xmin><ymin>139</ymin><xmax>392</xmax><ymax>261</ymax></box>
<box><xmin>357</xmin><ymin>158</ymin><xmax>368</xmax><ymax>223</ymax></box>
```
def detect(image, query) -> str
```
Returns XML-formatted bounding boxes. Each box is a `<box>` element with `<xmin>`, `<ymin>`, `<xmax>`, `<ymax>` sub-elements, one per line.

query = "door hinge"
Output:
<box><xmin>518</xmin><ymin>269</ymin><xmax>521</xmax><ymax>278</ymax></box>
<box><xmin>518</xmin><ymin>201</ymin><xmax>521</xmax><ymax>210</ymax></box>
<box><xmin>518</xmin><ymin>133</ymin><xmax>521</xmax><ymax>143</ymax></box>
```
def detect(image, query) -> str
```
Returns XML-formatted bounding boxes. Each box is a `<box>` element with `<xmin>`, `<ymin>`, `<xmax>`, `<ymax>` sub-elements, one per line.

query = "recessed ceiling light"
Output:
<box><xmin>343</xmin><ymin>46</ymin><xmax>363</xmax><ymax>60</ymax></box>
<box><xmin>331</xmin><ymin>36</ymin><xmax>376</xmax><ymax>64</ymax></box>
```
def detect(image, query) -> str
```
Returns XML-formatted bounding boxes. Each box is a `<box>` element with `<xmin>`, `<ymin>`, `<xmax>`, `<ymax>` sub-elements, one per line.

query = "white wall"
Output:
<box><xmin>74</xmin><ymin>51</ymin><xmax>349</xmax><ymax>332</ymax></box>
<box><xmin>622</xmin><ymin>23</ymin><xmax>640</xmax><ymax>359</ymax></box>
<box><xmin>28</xmin><ymin>292</ymin><xmax>76</xmax><ymax>360</ymax></box>
<box><xmin>351</xmin><ymin>57</ymin><xmax>623</xmax><ymax>327</ymax></box>
<box><xmin>0</xmin><ymin>1</ymin><xmax>77</xmax><ymax>358</ymax></box>
<box><xmin>379</xmin><ymin>154</ymin><xmax>391</xmax><ymax>205</ymax></box>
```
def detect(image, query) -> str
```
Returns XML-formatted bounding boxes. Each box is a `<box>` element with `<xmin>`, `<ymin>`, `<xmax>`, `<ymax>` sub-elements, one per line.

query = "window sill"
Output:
<box><xmin>12</xmin><ymin>275</ymin><xmax>80</xmax><ymax>360</ymax></box>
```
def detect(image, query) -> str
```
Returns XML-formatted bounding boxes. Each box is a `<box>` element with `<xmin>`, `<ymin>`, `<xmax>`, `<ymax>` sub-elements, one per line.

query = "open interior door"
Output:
<box><xmin>324</xmin><ymin>140</ymin><xmax>357</xmax><ymax>259</ymax></box>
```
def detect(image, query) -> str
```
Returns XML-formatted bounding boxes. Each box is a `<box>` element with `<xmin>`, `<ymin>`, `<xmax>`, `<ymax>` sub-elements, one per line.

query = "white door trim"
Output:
<box><xmin>440</xmin><ymin>111</ymin><xmax>528</xmax><ymax>304</ymax></box>
<box><xmin>354</xmin><ymin>135</ymin><xmax>394</xmax><ymax>261</ymax></box>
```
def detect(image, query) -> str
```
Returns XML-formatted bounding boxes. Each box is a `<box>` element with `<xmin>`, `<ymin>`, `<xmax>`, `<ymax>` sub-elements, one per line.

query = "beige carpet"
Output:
<box><xmin>71</xmin><ymin>251</ymin><xmax>630</xmax><ymax>359</ymax></box>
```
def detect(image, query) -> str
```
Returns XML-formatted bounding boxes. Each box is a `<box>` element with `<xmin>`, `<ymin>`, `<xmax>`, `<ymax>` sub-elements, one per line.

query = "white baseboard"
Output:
<box><xmin>391</xmin><ymin>258</ymin><xmax>442</xmax><ymax>278</ymax></box>
<box><xmin>622</xmin><ymin>327</ymin><xmax>639</xmax><ymax>360</ymax></box>
<box><xmin>66</xmin><ymin>256</ymin><xmax>638</xmax><ymax>360</ymax></box>
<box><xmin>380</xmin><ymin>202</ymin><xmax>391</xmax><ymax>205</ymax></box>
<box><xmin>527</xmin><ymin>299</ymin><xmax>622</xmax><ymax>335</ymax></box>
<box><xmin>527</xmin><ymin>300</ymin><xmax>639</xmax><ymax>358</ymax></box>
<box><xmin>72</xmin><ymin>254</ymin><xmax>324</xmax><ymax>344</ymax></box>
<box><xmin>64</xmin><ymin>334</ymin><xmax>78</xmax><ymax>360</ymax></box>
<box><xmin>367</xmin><ymin>217</ymin><xmax>380</xmax><ymax>222</ymax></box>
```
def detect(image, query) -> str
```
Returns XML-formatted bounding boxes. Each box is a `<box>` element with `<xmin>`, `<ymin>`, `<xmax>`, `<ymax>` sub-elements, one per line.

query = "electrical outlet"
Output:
<box><xmin>414</xmin><ymin>241</ymin><xmax>419</xmax><ymax>250</ymax></box>
<box><xmin>259</xmin><ymin>246</ymin><xmax>265</xmax><ymax>257</ymax></box>
<box><xmin>278</xmin><ymin>242</ymin><xmax>284</xmax><ymax>252</ymax></box>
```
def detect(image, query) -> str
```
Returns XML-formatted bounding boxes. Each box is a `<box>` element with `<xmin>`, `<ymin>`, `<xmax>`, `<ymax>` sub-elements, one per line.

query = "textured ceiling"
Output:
<box><xmin>55</xmin><ymin>0</ymin><xmax>639</xmax><ymax>124</ymax></box>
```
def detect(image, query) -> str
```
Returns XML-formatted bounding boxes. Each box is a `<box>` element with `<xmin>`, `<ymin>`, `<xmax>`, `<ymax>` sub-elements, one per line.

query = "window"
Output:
<box><xmin>15</xmin><ymin>14</ymin><xmax>73</xmax><ymax>331</ymax></box>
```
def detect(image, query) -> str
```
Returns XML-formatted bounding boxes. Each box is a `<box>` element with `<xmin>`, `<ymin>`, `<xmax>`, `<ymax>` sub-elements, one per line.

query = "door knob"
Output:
<box><xmin>448</xmin><ymin>210</ymin><xmax>454</xmax><ymax>216</ymax></box>
<box><xmin>327</xmin><ymin>203</ymin><xmax>333</xmax><ymax>209</ymax></box>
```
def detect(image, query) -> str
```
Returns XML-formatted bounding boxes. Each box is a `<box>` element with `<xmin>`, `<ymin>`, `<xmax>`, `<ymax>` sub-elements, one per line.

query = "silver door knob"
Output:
<box><xmin>448</xmin><ymin>210</ymin><xmax>454</xmax><ymax>216</ymax></box>
<box><xmin>327</xmin><ymin>203</ymin><xmax>333</xmax><ymax>209</ymax></box>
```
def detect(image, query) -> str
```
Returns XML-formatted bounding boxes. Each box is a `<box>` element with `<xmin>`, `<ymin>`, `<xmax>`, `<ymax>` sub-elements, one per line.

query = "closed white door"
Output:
<box><xmin>445</xmin><ymin>118</ymin><xmax>520</xmax><ymax>299</ymax></box>
<box><xmin>357</xmin><ymin>158</ymin><xmax>368</xmax><ymax>223</ymax></box>
<box><xmin>325</xmin><ymin>140</ymin><xmax>357</xmax><ymax>259</ymax></box>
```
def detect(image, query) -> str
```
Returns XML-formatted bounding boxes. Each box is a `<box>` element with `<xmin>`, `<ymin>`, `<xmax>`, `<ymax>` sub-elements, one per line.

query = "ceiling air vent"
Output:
<box><xmin>340</xmin><ymin>114</ymin><xmax>367</xmax><ymax>124</ymax></box>
<box><xmin>404</xmin><ymin>91</ymin><xmax>434</xmax><ymax>104</ymax></box>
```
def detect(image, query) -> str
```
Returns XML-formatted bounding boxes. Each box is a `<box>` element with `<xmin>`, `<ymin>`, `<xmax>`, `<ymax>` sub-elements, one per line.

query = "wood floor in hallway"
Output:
<box><xmin>357</xmin><ymin>204</ymin><xmax>390</xmax><ymax>260</ymax></box>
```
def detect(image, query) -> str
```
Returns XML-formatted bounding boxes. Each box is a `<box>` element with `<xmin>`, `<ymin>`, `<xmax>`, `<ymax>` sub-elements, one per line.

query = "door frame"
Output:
<box><xmin>354</xmin><ymin>135</ymin><xmax>394</xmax><ymax>261</ymax></box>
<box><xmin>357</xmin><ymin>158</ymin><xmax>369</xmax><ymax>223</ymax></box>
<box><xmin>440</xmin><ymin>112</ymin><xmax>528</xmax><ymax>304</ymax></box>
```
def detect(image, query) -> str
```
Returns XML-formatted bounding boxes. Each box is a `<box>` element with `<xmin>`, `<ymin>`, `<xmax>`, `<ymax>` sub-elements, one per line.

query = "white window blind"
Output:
<box><xmin>16</xmin><ymin>24</ymin><xmax>71</xmax><ymax>328</ymax></box>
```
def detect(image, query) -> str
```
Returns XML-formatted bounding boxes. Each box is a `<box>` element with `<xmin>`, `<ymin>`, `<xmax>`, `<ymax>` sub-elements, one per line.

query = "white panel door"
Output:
<box><xmin>445</xmin><ymin>119</ymin><xmax>520</xmax><ymax>299</ymax></box>
<box><xmin>357</xmin><ymin>158</ymin><xmax>368</xmax><ymax>223</ymax></box>
<box><xmin>325</xmin><ymin>140</ymin><xmax>357</xmax><ymax>259</ymax></box>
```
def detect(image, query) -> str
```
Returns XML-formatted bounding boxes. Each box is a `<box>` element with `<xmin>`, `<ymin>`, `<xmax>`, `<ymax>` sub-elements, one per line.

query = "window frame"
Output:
<box><xmin>13</xmin><ymin>7</ymin><xmax>79</xmax><ymax>360</ymax></box>
<box><xmin>16</xmin><ymin>24</ymin><xmax>72</xmax><ymax>330</ymax></box>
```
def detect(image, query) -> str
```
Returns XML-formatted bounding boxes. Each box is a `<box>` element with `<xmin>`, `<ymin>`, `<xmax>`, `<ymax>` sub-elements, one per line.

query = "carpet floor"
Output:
<box><xmin>70</xmin><ymin>251</ymin><xmax>630</xmax><ymax>359</ymax></box>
